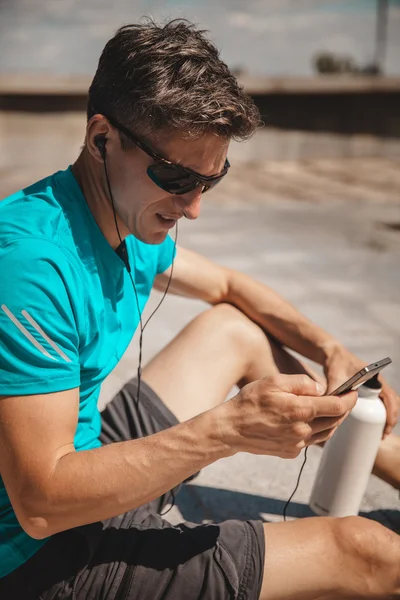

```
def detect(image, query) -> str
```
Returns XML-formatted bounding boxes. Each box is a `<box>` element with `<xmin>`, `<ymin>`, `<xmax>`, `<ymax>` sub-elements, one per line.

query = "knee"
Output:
<box><xmin>332</xmin><ymin>516</ymin><xmax>400</xmax><ymax>596</ymax></box>
<box><xmin>208</xmin><ymin>303</ymin><xmax>267</xmax><ymax>352</ymax></box>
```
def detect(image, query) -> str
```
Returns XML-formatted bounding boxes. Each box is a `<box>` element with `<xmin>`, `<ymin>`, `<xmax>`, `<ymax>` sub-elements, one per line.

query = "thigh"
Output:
<box><xmin>100</xmin><ymin>377</ymin><xmax>185</xmax><ymax>512</ymax></box>
<box><xmin>0</xmin><ymin>529</ymin><xmax>89</xmax><ymax>600</ymax></box>
<box><xmin>100</xmin><ymin>377</ymin><xmax>179</xmax><ymax>443</ymax></box>
<box><xmin>74</xmin><ymin>511</ymin><xmax>265</xmax><ymax>600</ymax></box>
<box><xmin>0</xmin><ymin>513</ymin><xmax>262</xmax><ymax>600</ymax></box>
<box><xmin>141</xmin><ymin>303</ymin><xmax>277</xmax><ymax>423</ymax></box>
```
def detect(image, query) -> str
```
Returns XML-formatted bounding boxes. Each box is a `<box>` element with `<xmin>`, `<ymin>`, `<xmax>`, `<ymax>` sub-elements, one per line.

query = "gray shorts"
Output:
<box><xmin>0</xmin><ymin>378</ymin><xmax>265</xmax><ymax>599</ymax></box>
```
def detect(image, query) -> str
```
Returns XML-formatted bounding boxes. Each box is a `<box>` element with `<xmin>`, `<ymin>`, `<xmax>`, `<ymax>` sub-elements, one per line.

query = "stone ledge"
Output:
<box><xmin>1</xmin><ymin>73</ymin><xmax>400</xmax><ymax>96</ymax></box>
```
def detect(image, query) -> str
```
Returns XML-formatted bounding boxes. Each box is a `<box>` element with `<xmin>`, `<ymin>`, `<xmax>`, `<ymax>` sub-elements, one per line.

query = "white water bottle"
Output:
<box><xmin>309</xmin><ymin>375</ymin><xmax>386</xmax><ymax>517</ymax></box>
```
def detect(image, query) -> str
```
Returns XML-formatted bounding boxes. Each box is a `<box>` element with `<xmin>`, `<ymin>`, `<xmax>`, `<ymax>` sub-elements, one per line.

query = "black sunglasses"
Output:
<box><xmin>98</xmin><ymin>111</ymin><xmax>230</xmax><ymax>195</ymax></box>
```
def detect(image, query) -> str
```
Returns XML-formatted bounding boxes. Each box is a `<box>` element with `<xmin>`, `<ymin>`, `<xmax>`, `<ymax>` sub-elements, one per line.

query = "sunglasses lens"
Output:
<box><xmin>148</xmin><ymin>164</ymin><xmax>225</xmax><ymax>195</ymax></box>
<box><xmin>147</xmin><ymin>164</ymin><xmax>198</xmax><ymax>194</ymax></box>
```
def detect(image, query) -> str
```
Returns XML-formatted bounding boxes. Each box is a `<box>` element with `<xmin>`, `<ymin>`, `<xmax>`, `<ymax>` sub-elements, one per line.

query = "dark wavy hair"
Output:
<box><xmin>87</xmin><ymin>18</ymin><xmax>260</xmax><ymax>147</ymax></box>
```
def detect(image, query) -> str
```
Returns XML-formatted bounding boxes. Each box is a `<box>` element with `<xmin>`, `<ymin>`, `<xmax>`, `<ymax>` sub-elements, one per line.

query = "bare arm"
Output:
<box><xmin>0</xmin><ymin>389</ymin><xmax>229</xmax><ymax>540</ymax></box>
<box><xmin>155</xmin><ymin>246</ymin><xmax>338</xmax><ymax>364</ymax></box>
<box><xmin>0</xmin><ymin>377</ymin><xmax>355</xmax><ymax>542</ymax></box>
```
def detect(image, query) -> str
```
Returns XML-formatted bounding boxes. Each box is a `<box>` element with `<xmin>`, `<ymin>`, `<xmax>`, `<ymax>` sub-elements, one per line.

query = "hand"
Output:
<box><xmin>323</xmin><ymin>344</ymin><xmax>399</xmax><ymax>438</ymax></box>
<box><xmin>217</xmin><ymin>374</ymin><xmax>357</xmax><ymax>458</ymax></box>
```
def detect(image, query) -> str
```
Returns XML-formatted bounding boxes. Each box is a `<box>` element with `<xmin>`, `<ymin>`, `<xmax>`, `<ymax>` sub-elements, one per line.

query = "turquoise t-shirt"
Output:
<box><xmin>0</xmin><ymin>166</ymin><xmax>175</xmax><ymax>578</ymax></box>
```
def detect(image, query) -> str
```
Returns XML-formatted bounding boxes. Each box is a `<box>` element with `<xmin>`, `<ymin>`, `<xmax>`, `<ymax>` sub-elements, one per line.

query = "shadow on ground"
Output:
<box><xmin>176</xmin><ymin>484</ymin><xmax>400</xmax><ymax>534</ymax></box>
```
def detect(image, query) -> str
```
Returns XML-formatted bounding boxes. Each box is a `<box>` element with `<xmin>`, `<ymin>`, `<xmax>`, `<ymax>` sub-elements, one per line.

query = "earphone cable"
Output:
<box><xmin>282</xmin><ymin>446</ymin><xmax>309</xmax><ymax>521</ymax></box>
<box><xmin>134</xmin><ymin>224</ymin><xmax>177</xmax><ymax>413</ymax></box>
<box><xmin>103</xmin><ymin>155</ymin><xmax>177</xmax><ymax>515</ymax></box>
<box><xmin>103</xmin><ymin>158</ymin><xmax>144</xmax><ymax>402</ymax></box>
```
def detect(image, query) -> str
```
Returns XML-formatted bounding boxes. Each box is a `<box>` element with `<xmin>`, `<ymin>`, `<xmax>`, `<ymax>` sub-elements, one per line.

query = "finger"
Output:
<box><xmin>301</xmin><ymin>363</ymin><xmax>327</xmax><ymax>390</ymax></box>
<box><xmin>384</xmin><ymin>423</ymin><xmax>394</xmax><ymax>438</ymax></box>
<box><xmin>382</xmin><ymin>395</ymin><xmax>399</xmax><ymax>437</ymax></box>
<box><xmin>309</xmin><ymin>412</ymin><xmax>349</xmax><ymax>435</ymax></box>
<box><xmin>299</xmin><ymin>391</ymin><xmax>357</xmax><ymax>421</ymax></box>
<box><xmin>307</xmin><ymin>426</ymin><xmax>338</xmax><ymax>447</ymax></box>
<box><xmin>266</xmin><ymin>374</ymin><xmax>325</xmax><ymax>397</ymax></box>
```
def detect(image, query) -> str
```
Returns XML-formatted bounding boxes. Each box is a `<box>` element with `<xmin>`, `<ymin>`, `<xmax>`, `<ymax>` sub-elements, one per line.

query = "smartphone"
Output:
<box><xmin>329</xmin><ymin>357</ymin><xmax>392</xmax><ymax>396</ymax></box>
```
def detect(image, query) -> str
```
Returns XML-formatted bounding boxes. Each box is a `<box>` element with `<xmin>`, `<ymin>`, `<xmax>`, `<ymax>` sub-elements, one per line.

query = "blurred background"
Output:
<box><xmin>1</xmin><ymin>0</ymin><xmax>400</xmax><ymax>76</ymax></box>
<box><xmin>1</xmin><ymin>0</ymin><xmax>400</xmax><ymax>189</ymax></box>
<box><xmin>0</xmin><ymin>1</ymin><xmax>399</xmax><ymax>527</ymax></box>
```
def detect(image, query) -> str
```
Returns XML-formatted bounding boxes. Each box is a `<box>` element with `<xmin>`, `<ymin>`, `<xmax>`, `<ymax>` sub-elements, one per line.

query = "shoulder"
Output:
<box><xmin>0</xmin><ymin>237</ymin><xmax>85</xmax><ymax>307</ymax></box>
<box><xmin>0</xmin><ymin>168</ymin><xmax>75</xmax><ymax>250</ymax></box>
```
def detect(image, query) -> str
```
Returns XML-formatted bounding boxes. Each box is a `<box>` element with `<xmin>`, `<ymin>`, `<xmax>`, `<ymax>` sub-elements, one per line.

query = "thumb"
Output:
<box><xmin>268</xmin><ymin>374</ymin><xmax>325</xmax><ymax>397</ymax></box>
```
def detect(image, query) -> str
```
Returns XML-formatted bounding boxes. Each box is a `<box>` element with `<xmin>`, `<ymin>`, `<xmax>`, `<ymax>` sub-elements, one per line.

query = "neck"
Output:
<box><xmin>71</xmin><ymin>148</ymin><xmax>130</xmax><ymax>250</ymax></box>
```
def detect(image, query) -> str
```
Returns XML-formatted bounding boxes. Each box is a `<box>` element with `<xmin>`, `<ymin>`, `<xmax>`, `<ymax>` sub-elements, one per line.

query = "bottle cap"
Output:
<box><xmin>362</xmin><ymin>374</ymin><xmax>381</xmax><ymax>389</ymax></box>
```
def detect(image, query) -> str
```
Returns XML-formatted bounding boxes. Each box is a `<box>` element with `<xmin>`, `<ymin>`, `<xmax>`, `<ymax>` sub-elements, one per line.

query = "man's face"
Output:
<box><xmin>106</xmin><ymin>129</ymin><xmax>229</xmax><ymax>245</ymax></box>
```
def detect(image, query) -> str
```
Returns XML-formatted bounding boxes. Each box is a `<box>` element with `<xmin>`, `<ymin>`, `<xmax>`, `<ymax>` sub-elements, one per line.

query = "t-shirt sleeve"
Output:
<box><xmin>156</xmin><ymin>234</ymin><xmax>176</xmax><ymax>275</ymax></box>
<box><xmin>0</xmin><ymin>239</ymin><xmax>82</xmax><ymax>395</ymax></box>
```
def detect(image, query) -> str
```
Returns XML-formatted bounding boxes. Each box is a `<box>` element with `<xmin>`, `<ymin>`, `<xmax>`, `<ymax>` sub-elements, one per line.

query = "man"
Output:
<box><xmin>0</xmin><ymin>19</ymin><xmax>399</xmax><ymax>600</ymax></box>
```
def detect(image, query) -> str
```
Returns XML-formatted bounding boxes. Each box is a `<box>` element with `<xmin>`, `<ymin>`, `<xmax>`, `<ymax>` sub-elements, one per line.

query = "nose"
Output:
<box><xmin>177</xmin><ymin>187</ymin><xmax>203</xmax><ymax>220</ymax></box>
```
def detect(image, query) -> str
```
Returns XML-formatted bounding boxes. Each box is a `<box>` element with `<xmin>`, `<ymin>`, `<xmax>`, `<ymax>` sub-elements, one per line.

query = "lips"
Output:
<box><xmin>156</xmin><ymin>214</ymin><xmax>178</xmax><ymax>229</ymax></box>
<box><xmin>157</xmin><ymin>213</ymin><xmax>181</xmax><ymax>221</ymax></box>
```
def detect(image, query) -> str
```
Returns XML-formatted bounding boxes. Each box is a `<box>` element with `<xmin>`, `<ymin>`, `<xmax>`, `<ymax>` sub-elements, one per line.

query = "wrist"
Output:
<box><xmin>207</xmin><ymin>402</ymin><xmax>238</xmax><ymax>458</ymax></box>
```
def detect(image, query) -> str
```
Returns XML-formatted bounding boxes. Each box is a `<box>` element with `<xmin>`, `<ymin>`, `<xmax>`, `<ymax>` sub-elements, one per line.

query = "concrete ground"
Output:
<box><xmin>96</xmin><ymin>155</ymin><xmax>400</xmax><ymax>532</ymax></box>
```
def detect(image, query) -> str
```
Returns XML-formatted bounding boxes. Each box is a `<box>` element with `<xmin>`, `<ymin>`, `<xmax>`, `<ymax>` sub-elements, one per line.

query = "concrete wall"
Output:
<box><xmin>255</xmin><ymin>91</ymin><xmax>400</xmax><ymax>138</ymax></box>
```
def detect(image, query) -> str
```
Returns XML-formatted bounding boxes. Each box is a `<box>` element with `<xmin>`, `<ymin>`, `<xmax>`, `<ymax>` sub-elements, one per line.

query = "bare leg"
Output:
<box><xmin>260</xmin><ymin>515</ymin><xmax>400</xmax><ymax>599</ymax></box>
<box><xmin>373</xmin><ymin>434</ymin><xmax>400</xmax><ymax>490</ymax></box>
<box><xmin>142</xmin><ymin>303</ymin><xmax>321</xmax><ymax>423</ymax></box>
